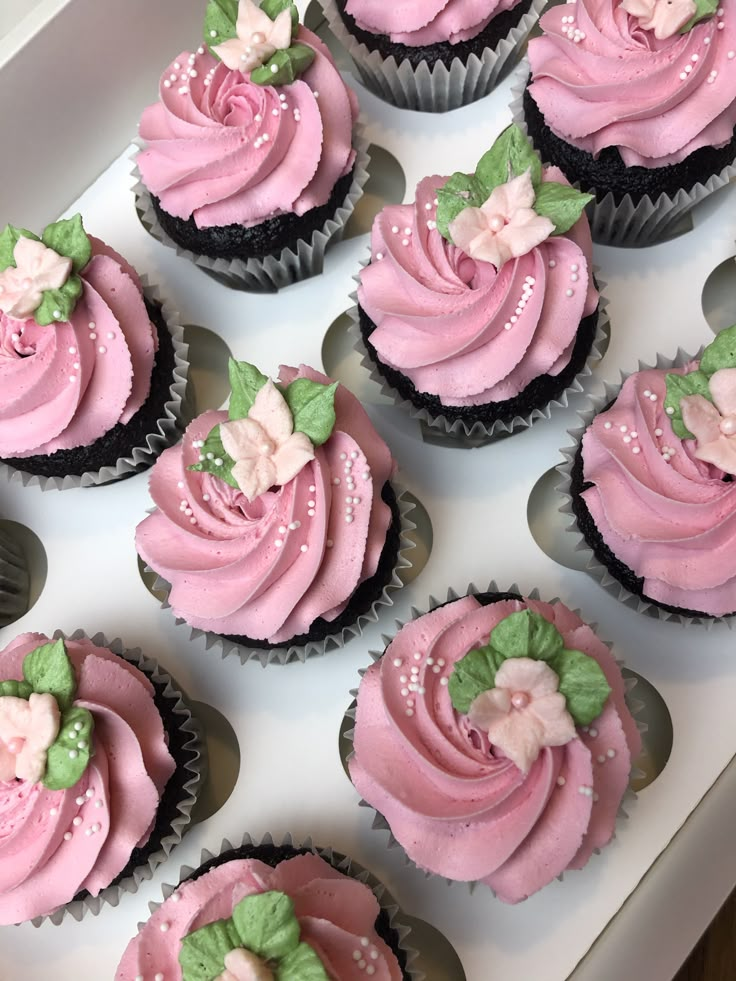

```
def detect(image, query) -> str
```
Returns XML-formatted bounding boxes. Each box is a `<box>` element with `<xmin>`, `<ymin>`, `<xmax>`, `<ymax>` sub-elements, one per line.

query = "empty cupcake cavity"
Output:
<box><xmin>182</xmin><ymin>323</ymin><xmax>234</xmax><ymax>414</ymax></box>
<box><xmin>702</xmin><ymin>255</ymin><xmax>736</xmax><ymax>335</ymax></box>
<box><xmin>527</xmin><ymin>466</ymin><xmax>590</xmax><ymax>572</ymax></box>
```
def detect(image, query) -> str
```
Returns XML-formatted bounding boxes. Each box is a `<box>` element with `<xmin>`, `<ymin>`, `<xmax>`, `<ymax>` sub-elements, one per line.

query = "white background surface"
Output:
<box><xmin>1</xmin><ymin>3</ymin><xmax>736</xmax><ymax>980</ymax></box>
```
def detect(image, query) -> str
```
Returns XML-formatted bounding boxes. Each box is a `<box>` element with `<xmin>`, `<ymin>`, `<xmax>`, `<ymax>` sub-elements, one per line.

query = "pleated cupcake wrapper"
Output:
<box><xmin>33</xmin><ymin>628</ymin><xmax>203</xmax><ymax>926</ymax></box>
<box><xmin>147</xmin><ymin>482</ymin><xmax>416</xmax><ymax>665</ymax></box>
<box><xmin>557</xmin><ymin>348</ymin><xmax>735</xmax><ymax>628</ymax></box>
<box><xmin>132</xmin><ymin>125</ymin><xmax>370</xmax><ymax>293</ymax></box>
<box><xmin>1</xmin><ymin>280</ymin><xmax>189</xmax><ymax>491</ymax></box>
<box><xmin>349</xmin><ymin>257</ymin><xmax>610</xmax><ymax>444</ymax></box>
<box><xmin>143</xmin><ymin>831</ymin><xmax>424</xmax><ymax>980</ymax></box>
<box><xmin>319</xmin><ymin>0</ymin><xmax>545</xmax><ymax>112</ymax></box>
<box><xmin>344</xmin><ymin>581</ymin><xmax>644</xmax><ymax>898</ymax></box>
<box><xmin>0</xmin><ymin>526</ymin><xmax>30</xmax><ymax>628</ymax></box>
<box><xmin>510</xmin><ymin>61</ymin><xmax>736</xmax><ymax>247</ymax></box>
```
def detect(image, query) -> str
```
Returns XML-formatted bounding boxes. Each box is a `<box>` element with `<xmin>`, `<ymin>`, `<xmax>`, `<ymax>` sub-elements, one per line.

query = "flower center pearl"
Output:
<box><xmin>488</xmin><ymin>214</ymin><xmax>505</xmax><ymax>233</ymax></box>
<box><xmin>6</xmin><ymin>737</ymin><xmax>25</xmax><ymax>755</ymax></box>
<box><xmin>251</xmin><ymin>31</ymin><xmax>266</xmax><ymax>44</ymax></box>
<box><xmin>511</xmin><ymin>692</ymin><xmax>530</xmax><ymax>710</ymax></box>
<box><xmin>720</xmin><ymin>416</ymin><xmax>736</xmax><ymax>436</ymax></box>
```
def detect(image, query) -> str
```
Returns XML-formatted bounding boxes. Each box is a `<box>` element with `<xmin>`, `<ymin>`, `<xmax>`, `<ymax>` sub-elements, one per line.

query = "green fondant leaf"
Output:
<box><xmin>261</xmin><ymin>0</ymin><xmax>300</xmax><ymax>36</ymax></box>
<box><xmin>232</xmin><ymin>890</ymin><xmax>301</xmax><ymax>961</ymax></box>
<box><xmin>250</xmin><ymin>43</ymin><xmax>315</xmax><ymax>86</ymax></box>
<box><xmin>41</xmin><ymin>214</ymin><xmax>91</xmax><ymax>274</ymax></box>
<box><xmin>699</xmin><ymin>323</ymin><xmax>736</xmax><ymax>377</ymax></box>
<box><xmin>436</xmin><ymin>172</ymin><xmax>486</xmax><ymax>242</ymax></box>
<box><xmin>664</xmin><ymin>369</ymin><xmax>712</xmax><ymax>440</ymax></box>
<box><xmin>475</xmin><ymin>124</ymin><xmax>542</xmax><ymax>195</ymax></box>
<box><xmin>277</xmin><ymin>942</ymin><xmax>329</xmax><ymax>981</ymax></box>
<box><xmin>679</xmin><ymin>0</ymin><xmax>717</xmax><ymax>33</ymax></box>
<box><xmin>179</xmin><ymin>917</ymin><xmax>241</xmax><ymax>981</ymax></box>
<box><xmin>187</xmin><ymin>423</ymin><xmax>239</xmax><ymax>489</ymax></box>
<box><xmin>33</xmin><ymin>274</ymin><xmax>83</xmax><ymax>327</ymax></box>
<box><xmin>0</xmin><ymin>680</ymin><xmax>33</xmax><ymax>699</ymax></box>
<box><xmin>532</xmin><ymin>181</ymin><xmax>594</xmax><ymax>235</ymax></box>
<box><xmin>22</xmin><ymin>638</ymin><xmax>76</xmax><ymax>711</ymax></box>
<box><xmin>489</xmin><ymin>610</ymin><xmax>564</xmax><ymax>663</ymax></box>
<box><xmin>283</xmin><ymin>378</ymin><xmax>338</xmax><ymax>446</ymax></box>
<box><xmin>43</xmin><ymin>706</ymin><xmax>94</xmax><ymax>791</ymax></box>
<box><xmin>547</xmin><ymin>649</ymin><xmax>611</xmax><ymax>727</ymax></box>
<box><xmin>448</xmin><ymin>642</ymin><xmax>506</xmax><ymax>714</ymax></box>
<box><xmin>204</xmin><ymin>0</ymin><xmax>239</xmax><ymax>51</ymax></box>
<box><xmin>228</xmin><ymin>359</ymin><xmax>270</xmax><ymax>420</ymax></box>
<box><xmin>0</xmin><ymin>225</ymin><xmax>39</xmax><ymax>272</ymax></box>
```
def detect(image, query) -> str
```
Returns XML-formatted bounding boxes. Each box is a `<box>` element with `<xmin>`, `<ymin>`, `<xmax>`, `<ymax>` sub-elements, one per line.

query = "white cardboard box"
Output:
<box><xmin>1</xmin><ymin>2</ymin><xmax>736</xmax><ymax>979</ymax></box>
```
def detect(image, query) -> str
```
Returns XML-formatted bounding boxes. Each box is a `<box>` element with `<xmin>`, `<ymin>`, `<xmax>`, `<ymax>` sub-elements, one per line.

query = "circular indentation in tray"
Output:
<box><xmin>304</xmin><ymin>0</ymin><xmax>351</xmax><ymax>69</ymax></box>
<box><xmin>402</xmin><ymin>914</ymin><xmax>467</xmax><ymax>981</ymax></box>
<box><xmin>338</xmin><ymin>698</ymin><xmax>357</xmax><ymax>778</ymax></box>
<box><xmin>527</xmin><ymin>467</ymin><xmax>589</xmax><ymax>571</ymax></box>
<box><xmin>137</xmin><ymin>555</ymin><xmax>169</xmax><ymax>604</ymax></box>
<box><xmin>623</xmin><ymin>668</ymin><xmax>673</xmax><ymax>792</ymax></box>
<box><xmin>702</xmin><ymin>255</ymin><xmax>736</xmax><ymax>335</ymax></box>
<box><xmin>322</xmin><ymin>311</ymin><xmax>387</xmax><ymax>404</ymax></box>
<box><xmin>398</xmin><ymin>491</ymin><xmax>433</xmax><ymax>585</ymax></box>
<box><xmin>0</xmin><ymin>519</ymin><xmax>46</xmax><ymax>625</ymax></box>
<box><xmin>343</xmin><ymin>145</ymin><xmax>407</xmax><ymax>240</ymax></box>
<box><xmin>183</xmin><ymin>323</ymin><xmax>233</xmax><ymax>415</ymax></box>
<box><xmin>188</xmin><ymin>699</ymin><xmax>241</xmax><ymax>824</ymax></box>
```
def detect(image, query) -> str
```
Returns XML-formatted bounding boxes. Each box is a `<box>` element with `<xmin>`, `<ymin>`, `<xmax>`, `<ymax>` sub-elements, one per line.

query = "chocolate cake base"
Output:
<box><xmin>523</xmin><ymin>85</ymin><xmax>736</xmax><ymax>207</ymax></box>
<box><xmin>358</xmin><ymin>302</ymin><xmax>600</xmax><ymax>428</ymax></box>
<box><xmin>570</xmin><ymin>435</ymin><xmax>736</xmax><ymax>620</ymax></box>
<box><xmin>151</xmin><ymin>168</ymin><xmax>355</xmax><ymax>263</ymax></box>
<box><xmin>1</xmin><ymin>301</ymin><xmax>177</xmax><ymax>481</ymax></box>
<box><xmin>335</xmin><ymin>0</ymin><xmax>533</xmax><ymax>70</ymax></box>
<box><xmin>221</xmin><ymin>480</ymin><xmax>402</xmax><ymax>650</ymax></box>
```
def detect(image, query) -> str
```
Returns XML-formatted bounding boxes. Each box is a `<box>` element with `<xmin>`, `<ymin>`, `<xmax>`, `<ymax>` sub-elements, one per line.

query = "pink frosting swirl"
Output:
<box><xmin>137</xmin><ymin>28</ymin><xmax>358</xmax><ymax>229</ymax></box>
<box><xmin>528</xmin><ymin>0</ymin><xmax>736</xmax><ymax>167</ymax></box>
<box><xmin>358</xmin><ymin>168</ymin><xmax>598</xmax><ymax>407</ymax></box>
<box><xmin>116</xmin><ymin>851</ymin><xmax>403</xmax><ymax>980</ymax></box>
<box><xmin>0</xmin><ymin>633</ymin><xmax>175</xmax><ymax>924</ymax></box>
<box><xmin>0</xmin><ymin>237</ymin><xmax>157</xmax><ymax>458</ymax></box>
<box><xmin>580</xmin><ymin>364</ymin><xmax>736</xmax><ymax>616</ymax></box>
<box><xmin>349</xmin><ymin>594</ymin><xmax>640</xmax><ymax>904</ymax></box>
<box><xmin>136</xmin><ymin>366</ymin><xmax>396</xmax><ymax>644</ymax></box>
<box><xmin>344</xmin><ymin>0</ymin><xmax>522</xmax><ymax>45</ymax></box>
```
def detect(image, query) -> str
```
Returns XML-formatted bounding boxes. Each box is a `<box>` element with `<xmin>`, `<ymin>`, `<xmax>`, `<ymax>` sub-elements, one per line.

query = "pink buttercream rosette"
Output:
<box><xmin>319</xmin><ymin>0</ymin><xmax>546</xmax><ymax>112</ymax></box>
<box><xmin>558</xmin><ymin>348</ymin><xmax>736</xmax><ymax>627</ymax></box>
<box><xmin>0</xmin><ymin>629</ymin><xmax>202</xmax><ymax>926</ymax></box>
<box><xmin>345</xmin><ymin>584</ymin><xmax>642</xmax><ymax>903</ymax></box>
<box><xmin>117</xmin><ymin>832</ymin><xmax>424</xmax><ymax>981</ymax></box>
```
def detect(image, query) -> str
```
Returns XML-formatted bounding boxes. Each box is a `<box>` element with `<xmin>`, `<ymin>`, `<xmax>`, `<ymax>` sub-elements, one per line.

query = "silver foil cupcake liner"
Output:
<box><xmin>557</xmin><ymin>348</ymin><xmax>735</xmax><ymax>628</ymax></box>
<box><xmin>139</xmin><ymin>831</ymin><xmax>424</xmax><ymax>980</ymax></box>
<box><xmin>1</xmin><ymin>280</ymin><xmax>189</xmax><ymax>491</ymax></box>
<box><xmin>133</xmin><ymin>126</ymin><xmax>370</xmax><ymax>293</ymax></box>
<box><xmin>320</xmin><ymin>0</ymin><xmax>545</xmax><ymax>112</ymax></box>
<box><xmin>0</xmin><ymin>526</ymin><xmax>30</xmax><ymax>627</ymax></box>
<box><xmin>148</xmin><ymin>483</ymin><xmax>417</xmax><ymax>665</ymax></box>
<box><xmin>511</xmin><ymin>61</ymin><xmax>736</xmax><ymax>247</ymax></box>
<box><xmin>350</xmin><ymin>258</ymin><xmax>610</xmax><ymax>445</ymax></box>
<box><xmin>33</xmin><ymin>628</ymin><xmax>203</xmax><ymax>926</ymax></box>
<box><xmin>345</xmin><ymin>582</ymin><xmax>644</xmax><ymax>895</ymax></box>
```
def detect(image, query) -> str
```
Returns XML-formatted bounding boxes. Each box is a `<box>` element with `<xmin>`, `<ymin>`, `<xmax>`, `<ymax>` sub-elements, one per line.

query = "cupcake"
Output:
<box><xmin>135</xmin><ymin>0</ymin><xmax>367</xmax><ymax>292</ymax></box>
<box><xmin>349</xmin><ymin>588</ymin><xmax>641</xmax><ymax>903</ymax></box>
<box><xmin>116</xmin><ymin>835</ymin><xmax>417</xmax><ymax>980</ymax></box>
<box><xmin>519</xmin><ymin>0</ymin><xmax>736</xmax><ymax>245</ymax></box>
<box><xmin>0</xmin><ymin>525</ymin><xmax>29</xmax><ymax>627</ymax></box>
<box><xmin>564</xmin><ymin>324</ymin><xmax>736</xmax><ymax>621</ymax></box>
<box><xmin>355</xmin><ymin>125</ymin><xmax>603</xmax><ymax>441</ymax></box>
<box><xmin>320</xmin><ymin>0</ymin><xmax>545</xmax><ymax>112</ymax></box>
<box><xmin>136</xmin><ymin>359</ymin><xmax>408</xmax><ymax>664</ymax></box>
<box><xmin>0</xmin><ymin>215</ymin><xmax>187</xmax><ymax>488</ymax></box>
<box><xmin>0</xmin><ymin>631</ymin><xmax>200</xmax><ymax>924</ymax></box>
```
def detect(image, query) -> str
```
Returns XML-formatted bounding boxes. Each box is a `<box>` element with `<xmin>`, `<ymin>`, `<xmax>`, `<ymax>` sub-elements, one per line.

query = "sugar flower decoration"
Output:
<box><xmin>680</xmin><ymin>368</ymin><xmax>736</xmax><ymax>475</ymax></box>
<box><xmin>0</xmin><ymin>693</ymin><xmax>61</xmax><ymax>783</ymax></box>
<box><xmin>620</xmin><ymin>0</ymin><xmax>696</xmax><ymax>39</ymax></box>
<box><xmin>220</xmin><ymin>379</ymin><xmax>315</xmax><ymax>502</ymax></box>
<box><xmin>448</xmin><ymin>170</ymin><xmax>554</xmax><ymax>270</ymax></box>
<box><xmin>0</xmin><ymin>237</ymin><xmax>72</xmax><ymax>321</ymax></box>
<box><xmin>467</xmin><ymin>657</ymin><xmax>576</xmax><ymax>774</ymax></box>
<box><xmin>213</xmin><ymin>0</ymin><xmax>293</xmax><ymax>72</ymax></box>
<box><xmin>216</xmin><ymin>949</ymin><xmax>274</xmax><ymax>981</ymax></box>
